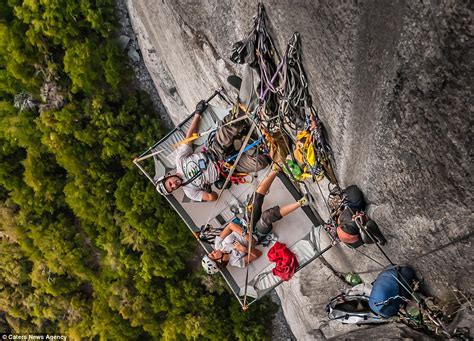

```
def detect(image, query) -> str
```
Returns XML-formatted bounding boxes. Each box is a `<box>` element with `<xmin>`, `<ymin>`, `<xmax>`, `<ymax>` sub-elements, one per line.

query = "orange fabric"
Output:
<box><xmin>336</xmin><ymin>226</ymin><xmax>360</xmax><ymax>244</ymax></box>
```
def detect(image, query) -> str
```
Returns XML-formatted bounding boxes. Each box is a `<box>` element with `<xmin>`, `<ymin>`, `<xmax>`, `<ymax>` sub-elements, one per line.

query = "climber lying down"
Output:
<box><xmin>155</xmin><ymin>100</ymin><xmax>270</xmax><ymax>202</ymax></box>
<box><xmin>202</xmin><ymin>169</ymin><xmax>308</xmax><ymax>274</ymax></box>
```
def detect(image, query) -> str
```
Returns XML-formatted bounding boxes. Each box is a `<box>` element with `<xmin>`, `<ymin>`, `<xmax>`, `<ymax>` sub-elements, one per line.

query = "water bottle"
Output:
<box><xmin>345</xmin><ymin>272</ymin><xmax>362</xmax><ymax>285</ymax></box>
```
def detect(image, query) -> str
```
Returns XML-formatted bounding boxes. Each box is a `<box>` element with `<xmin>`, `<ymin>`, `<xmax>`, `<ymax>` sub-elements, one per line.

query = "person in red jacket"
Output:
<box><xmin>202</xmin><ymin>169</ymin><xmax>308</xmax><ymax>274</ymax></box>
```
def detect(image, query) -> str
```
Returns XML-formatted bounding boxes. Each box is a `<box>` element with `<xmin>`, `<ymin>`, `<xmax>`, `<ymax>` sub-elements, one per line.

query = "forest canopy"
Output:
<box><xmin>0</xmin><ymin>0</ymin><xmax>275</xmax><ymax>339</ymax></box>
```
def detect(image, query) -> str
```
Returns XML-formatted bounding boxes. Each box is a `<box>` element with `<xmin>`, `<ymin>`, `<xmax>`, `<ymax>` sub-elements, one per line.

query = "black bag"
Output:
<box><xmin>360</xmin><ymin>220</ymin><xmax>387</xmax><ymax>246</ymax></box>
<box><xmin>343</xmin><ymin>185</ymin><xmax>366</xmax><ymax>211</ymax></box>
<box><xmin>230</xmin><ymin>38</ymin><xmax>257</xmax><ymax>66</ymax></box>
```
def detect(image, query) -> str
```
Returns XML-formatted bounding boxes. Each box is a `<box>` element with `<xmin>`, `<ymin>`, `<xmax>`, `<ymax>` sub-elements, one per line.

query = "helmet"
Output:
<box><xmin>202</xmin><ymin>255</ymin><xmax>219</xmax><ymax>274</ymax></box>
<box><xmin>155</xmin><ymin>175</ymin><xmax>171</xmax><ymax>196</ymax></box>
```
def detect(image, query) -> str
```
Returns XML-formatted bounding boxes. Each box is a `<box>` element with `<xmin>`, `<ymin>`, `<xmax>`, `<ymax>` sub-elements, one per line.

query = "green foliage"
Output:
<box><xmin>63</xmin><ymin>39</ymin><xmax>123</xmax><ymax>94</ymax></box>
<box><xmin>0</xmin><ymin>0</ymin><xmax>276</xmax><ymax>339</ymax></box>
<box><xmin>0</xmin><ymin>21</ymin><xmax>40</xmax><ymax>92</ymax></box>
<box><xmin>230</xmin><ymin>297</ymin><xmax>278</xmax><ymax>341</ymax></box>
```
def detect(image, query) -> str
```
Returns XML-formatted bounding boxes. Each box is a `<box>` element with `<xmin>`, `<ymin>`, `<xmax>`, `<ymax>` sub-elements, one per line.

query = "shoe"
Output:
<box><xmin>272</xmin><ymin>162</ymin><xmax>282</xmax><ymax>172</ymax></box>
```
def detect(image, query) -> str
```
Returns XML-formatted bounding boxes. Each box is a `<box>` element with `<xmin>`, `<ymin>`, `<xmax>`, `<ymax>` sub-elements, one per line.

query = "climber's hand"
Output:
<box><xmin>195</xmin><ymin>100</ymin><xmax>207</xmax><ymax>115</ymax></box>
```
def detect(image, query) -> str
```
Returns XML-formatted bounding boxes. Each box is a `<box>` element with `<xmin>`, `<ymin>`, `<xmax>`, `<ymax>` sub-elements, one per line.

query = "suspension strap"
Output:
<box><xmin>181</xmin><ymin>169</ymin><xmax>203</xmax><ymax>187</ymax></box>
<box><xmin>278</xmin><ymin>33</ymin><xmax>311</xmax><ymax>131</ymax></box>
<box><xmin>204</xmin><ymin>122</ymin><xmax>257</xmax><ymax>226</ymax></box>
<box><xmin>242</xmin><ymin>150</ymin><xmax>273</xmax><ymax>309</ymax></box>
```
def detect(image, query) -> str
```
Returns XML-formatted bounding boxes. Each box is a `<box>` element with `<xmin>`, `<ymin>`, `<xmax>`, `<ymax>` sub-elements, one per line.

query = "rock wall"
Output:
<box><xmin>126</xmin><ymin>0</ymin><xmax>473</xmax><ymax>338</ymax></box>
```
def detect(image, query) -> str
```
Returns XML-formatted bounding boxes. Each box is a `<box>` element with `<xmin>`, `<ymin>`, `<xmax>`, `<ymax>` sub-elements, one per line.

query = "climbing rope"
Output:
<box><xmin>277</xmin><ymin>33</ymin><xmax>311</xmax><ymax>132</ymax></box>
<box><xmin>254</xmin><ymin>4</ymin><xmax>282</xmax><ymax>94</ymax></box>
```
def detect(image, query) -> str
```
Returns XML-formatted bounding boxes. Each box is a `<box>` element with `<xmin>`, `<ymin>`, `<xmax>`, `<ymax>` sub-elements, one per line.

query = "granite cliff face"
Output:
<box><xmin>126</xmin><ymin>0</ymin><xmax>472</xmax><ymax>338</ymax></box>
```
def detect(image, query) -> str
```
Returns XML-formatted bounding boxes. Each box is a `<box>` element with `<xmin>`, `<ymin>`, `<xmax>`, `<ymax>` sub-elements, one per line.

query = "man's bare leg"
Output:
<box><xmin>253</xmin><ymin>167</ymin><xmax>309</xmax><ymax>217</ymax></box>
<box><xmin>256</xmin><ymin>169</ymin><xmax>279</xmax><ymax>196</ymax></box>
<box><xmin>279</xmin><ymin>200</ymin><xmax>304</xmax><ymax>218</ymax></box>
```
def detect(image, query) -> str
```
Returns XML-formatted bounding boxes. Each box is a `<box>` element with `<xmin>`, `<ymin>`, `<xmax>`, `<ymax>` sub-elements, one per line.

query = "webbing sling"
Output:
<box><xmin>181</xmin><ymin>169</ymin><xmax>203</xmax><ymax>187</ymax></box>
<box><xmin>204</xmin><ymin>122</ymin><xmax>257</xmax><ymax>227</ymax></box>
<box><xmin>180</xmin><ymin>154</ymin><xmax>210</xmax><ymax>188</ymax></box>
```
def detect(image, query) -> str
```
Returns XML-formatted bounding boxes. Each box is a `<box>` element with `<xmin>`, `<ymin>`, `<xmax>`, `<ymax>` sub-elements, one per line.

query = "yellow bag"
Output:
<box><xmin>294</xmin><ymin>131</ymin><xmax>316</xmax><ymax>167</ymax></box>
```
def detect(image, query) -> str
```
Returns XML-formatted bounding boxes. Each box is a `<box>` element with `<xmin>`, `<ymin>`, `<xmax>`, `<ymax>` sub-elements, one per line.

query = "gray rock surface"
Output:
<box><xmin>116</xmin><ymin>0</ymin><xmax>172</xmax><ymax>129</ymax></box>
<box><xmin>126</xmin><ymin>0</ymin><xmax>473</xmax><ymax>338</ymax></box>
<box><xmin>270</xmin><ymin>290</ymin><xmax>296</xmax><ymax>341</ymax></box>
<box><xmin>326</xmin><ymin>323</ymin><xmax>433</xmax><ymax>340</ymax></box>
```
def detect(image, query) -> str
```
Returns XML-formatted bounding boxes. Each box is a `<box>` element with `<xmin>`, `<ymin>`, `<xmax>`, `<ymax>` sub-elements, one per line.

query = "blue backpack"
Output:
<box><xmin>368</xmin><ymin>266</ymin><xmax>415</xmax><ymax>318</ymax></box>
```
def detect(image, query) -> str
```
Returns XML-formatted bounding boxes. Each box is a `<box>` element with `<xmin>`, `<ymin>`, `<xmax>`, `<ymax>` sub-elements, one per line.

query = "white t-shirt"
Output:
<box><xmin>175</xmin><ymin>144</ymin><xmax>219</xmax><ymax>201</ymax></box>
<box><xmin>214</xmin><ymin>231</ymin><xmax>257</xmax><ymax>268</ymax></box>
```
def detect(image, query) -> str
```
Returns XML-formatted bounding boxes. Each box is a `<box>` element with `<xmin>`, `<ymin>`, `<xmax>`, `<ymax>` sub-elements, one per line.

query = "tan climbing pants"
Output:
<box><xmin>209</xmin><ymin>106</ymin><xmax>270</xmax><ymax>173</ymax></box>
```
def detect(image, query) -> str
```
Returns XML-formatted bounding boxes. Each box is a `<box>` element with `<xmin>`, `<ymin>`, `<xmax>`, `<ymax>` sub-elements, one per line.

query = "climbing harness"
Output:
<box><xmin>216</xmin><ymin>161</ymin><xmax>250</xmax><ymax>185</ymax></box>
<box><xmin>216</xmin><ymin>124</ymin><xmax>256</xmax><ymax>203</ymax></box>
<box><xmin>197</xmin><ymin>223</ymin><xmax>224</xmax><ymax>244</ymax></box>
<box><xmin>202</xmin><ymin>121</ymin><xmax>259</xmax><ymax>228</ymax></box>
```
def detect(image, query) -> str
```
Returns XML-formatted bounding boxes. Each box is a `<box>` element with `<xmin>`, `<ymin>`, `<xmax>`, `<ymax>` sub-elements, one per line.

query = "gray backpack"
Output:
<box><xmin>326</xmin><ymin>283</ymin><xmax>387</xmax><ymax>324</ymax></box>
